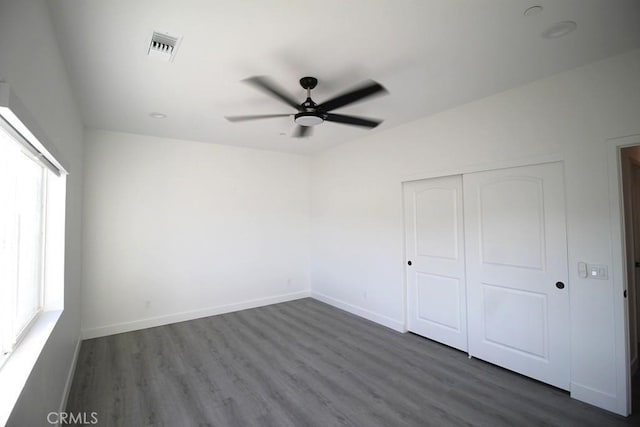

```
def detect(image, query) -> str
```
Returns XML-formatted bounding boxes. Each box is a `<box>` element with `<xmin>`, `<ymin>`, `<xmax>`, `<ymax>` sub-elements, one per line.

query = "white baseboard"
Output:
<box><xmin>82</xmin><ymin>290</ymin><xmax>311</xmax><ymax>339</ymax></box>
<box><xmin>58</xmin><ymin>334</ymin><xmax>82</xmax><ymax>414</ymax></box>
<box><xmin>571</xmin><ymin>381</ymin><xmax>625</xmax><ymax>416</ymax></box>
<box><xmin>310</xmin><ymin>291</ymin><xmax>405</xmax><ymax>332</ymax></box>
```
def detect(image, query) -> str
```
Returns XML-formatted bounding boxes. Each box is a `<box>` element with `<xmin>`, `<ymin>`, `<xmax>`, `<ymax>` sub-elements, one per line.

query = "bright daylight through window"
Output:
<box><xmin>0</xmin><ymin>111</ymin><xmax>66</xmax><ymax>370</ymax></box>
<box><xmin>0</xmin><ymin>125</ymin><xmax>46</xmax><ymax>366</ymax></box>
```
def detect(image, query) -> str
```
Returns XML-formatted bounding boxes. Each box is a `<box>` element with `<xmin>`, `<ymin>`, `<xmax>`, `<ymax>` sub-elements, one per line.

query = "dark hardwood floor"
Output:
<box><xmin>67</xmin><ymin>298</ymin><xmax>640</xmax><ymax>426</ymax></box>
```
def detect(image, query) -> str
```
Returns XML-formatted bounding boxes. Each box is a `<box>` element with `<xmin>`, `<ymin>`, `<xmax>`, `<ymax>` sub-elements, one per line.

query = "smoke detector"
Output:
<box><xmin>147</xmin><ymin>32</ymin><xmax>180</xmax><ymax>62</ymax></box>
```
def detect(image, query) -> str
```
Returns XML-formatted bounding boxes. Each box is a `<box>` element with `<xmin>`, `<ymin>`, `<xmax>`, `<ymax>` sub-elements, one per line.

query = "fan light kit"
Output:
<box><xmin>225</xmin><ymin>75</ymin><xmax>388</xmax><ymax>138</ymax></box>
<box><xmin>295</xmin><ymin>113</ymin><xmax>324</xmax><ymax>126</ymax></box>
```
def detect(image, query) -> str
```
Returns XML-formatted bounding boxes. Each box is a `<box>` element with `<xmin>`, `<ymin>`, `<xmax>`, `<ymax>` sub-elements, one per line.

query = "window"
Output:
<box><xmin>0</xmin><ymin>124</ymin><xmax>48</xmax><ymax>367</ymax></box>
<box><xmin>0</xmin><ymin>83</ymin><xmax>67</xmax><ymax>425</ymax></box>
<box><xmin>0</xmin><ymin>92</ymin><xmax>66</xmax><ymax>375</ymax></box>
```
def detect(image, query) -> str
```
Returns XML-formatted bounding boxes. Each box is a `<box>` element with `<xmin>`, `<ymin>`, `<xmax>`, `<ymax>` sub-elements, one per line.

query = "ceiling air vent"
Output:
<box><xmin>147</xmin><ymin>32</ymin><xmax>180</xmax><ymax>62</ymax></box>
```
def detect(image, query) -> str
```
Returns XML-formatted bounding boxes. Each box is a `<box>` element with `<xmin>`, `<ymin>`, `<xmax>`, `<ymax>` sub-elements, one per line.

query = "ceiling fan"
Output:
<box><xmin>225</xmin><ymin>76</ymin><xmax>388</xmax><ymax>137</ymax></box>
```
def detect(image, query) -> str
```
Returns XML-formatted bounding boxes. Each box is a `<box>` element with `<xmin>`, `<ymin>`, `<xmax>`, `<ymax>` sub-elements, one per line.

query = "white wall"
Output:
<box><xmin>0</xmin><ymin>0</ymin><xmax>85</xmax><ymax>425</ymax></box>
<box><xmin>82</xmin><ymin>130</ymin><xmax>310</xmax><ymax>337</ymax></box>
<box><xmin>310</xmin><ymin>49</ymin><xmax>640</xmax><ymax>414</ymax></box>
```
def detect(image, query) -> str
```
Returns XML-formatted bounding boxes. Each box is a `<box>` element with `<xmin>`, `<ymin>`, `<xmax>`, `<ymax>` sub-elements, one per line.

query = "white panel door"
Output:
<box><xmin>463</xmin><ymin>162</ymin><xmax>570</xmax><ymax>390</ymax></box>
<box><xmin>404</xmin><ymin>175</ymin><xmax>467</xmax><ymax>351</ymax></box>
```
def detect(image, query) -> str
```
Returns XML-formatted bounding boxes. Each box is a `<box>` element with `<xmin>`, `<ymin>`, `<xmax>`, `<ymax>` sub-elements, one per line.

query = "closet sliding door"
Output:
<box><xmin>404</xmin><ymin>162</ymin><xmax>570</xmax><ymax>390</ymax></box>
<box><xmin>404</xmin><ymin>175</ymin><xmax>468</xmax><ymax>352</ymax></box>
<box><xmin>463</xmin><ymin>162</ymin><xmax>570</xmax><ymax>390</ymax></box>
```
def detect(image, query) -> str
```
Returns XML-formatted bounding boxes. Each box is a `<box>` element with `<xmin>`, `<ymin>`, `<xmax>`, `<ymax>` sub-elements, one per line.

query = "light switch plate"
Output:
<box><xmin>578</xmin><ymin>262</ymin><xmax>588</xmax><ymax>278</ymax></box>
<box><xmin>578</xmin><ymin>262</ymin><xmax>608</xmax><ymax>279</ymax></box>
<box><xmin>588</xmin><ymin>264</ymin><xmax>608</xmax><ymax>279</ymax></box>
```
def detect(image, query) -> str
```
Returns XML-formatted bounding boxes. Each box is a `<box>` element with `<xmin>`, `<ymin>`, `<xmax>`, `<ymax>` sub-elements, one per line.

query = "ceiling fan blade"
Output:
<box><xmin>316</xmin><ymin>80</ymin><xmax>387</xmax><ymax>112</ymax></box>
<box><xmin>244</xmin><ymin>76</ymin><xmax>301</xmax><ymax>110</ymax></box>
<box><xmin>225</xmin><ymin>113</ymin><xmax>292</xmax><ymax>122</ymax></box>
<box><xmin>324</xmin><ymin>113</ymin><xmax>382</xmax><ymax>128</ymax></box>
<box><xmin>293</xmin><ymin>125</ymin><xmax>312</xmax><ymax>138</ymax></box>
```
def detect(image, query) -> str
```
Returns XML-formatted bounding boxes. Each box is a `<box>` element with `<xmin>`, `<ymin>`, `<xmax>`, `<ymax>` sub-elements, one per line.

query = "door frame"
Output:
<box><xmin>607</xmin><ymin>134</ymin><xmax>640</xmax><ymax>416</ymax></box>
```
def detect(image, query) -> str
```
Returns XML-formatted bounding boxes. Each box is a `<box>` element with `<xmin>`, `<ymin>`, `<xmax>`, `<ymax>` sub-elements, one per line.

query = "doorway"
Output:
<box><xmin>607</xmin><ymin>134</ymin><xmax>640</xmax><ymax>416</ymax></box>
<box><xmin>621</xmin><ymin>146</ymin><xmax>640</xmax><ymax>381</ymax></box>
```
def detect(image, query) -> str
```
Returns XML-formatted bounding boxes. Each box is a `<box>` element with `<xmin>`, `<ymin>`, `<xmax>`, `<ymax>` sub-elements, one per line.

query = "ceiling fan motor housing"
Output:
<box><xmin>297</xmin><ymin>77</ymin><xmax>323</xmax><ymax>126</ymax></box>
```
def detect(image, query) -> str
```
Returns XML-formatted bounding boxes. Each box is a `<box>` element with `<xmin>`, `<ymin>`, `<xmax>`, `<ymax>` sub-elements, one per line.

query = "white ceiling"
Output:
<box><xmin>48</xmin><ymin>0</ymin><xmax>640</xmax><ymax>154</ymax></box>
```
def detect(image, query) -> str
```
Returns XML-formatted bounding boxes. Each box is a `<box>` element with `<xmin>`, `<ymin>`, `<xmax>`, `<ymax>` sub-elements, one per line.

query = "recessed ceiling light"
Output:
<box><xmin>542</xmin><ymin>21</ymin><xmax>577</xmax><ymax>39</ymax></box>
<box><xmin>149</xmin><ymin>112</ymin><xmax>167</xmax><ymax>119</ymax></box>
<box><xmin>524</xmin><ymin>6</ymin><xmax>543</xmax><ymax>16</ymax></box>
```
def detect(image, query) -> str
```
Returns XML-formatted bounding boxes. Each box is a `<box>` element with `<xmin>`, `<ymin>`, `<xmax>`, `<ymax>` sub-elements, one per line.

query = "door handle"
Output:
<box><xmin>407</xmin><ymin>260</ymin><xmax>412</xmax><ymax>266</ymax></box>
<box><xmin>635</xmin><ymin>261</ymin><xmax>640</xmax><ymax>268</ymax></box>
<box><xmin>555</xmin><ymin>281</ymin><xmax>565</xmax><ymax>289</ymax></box>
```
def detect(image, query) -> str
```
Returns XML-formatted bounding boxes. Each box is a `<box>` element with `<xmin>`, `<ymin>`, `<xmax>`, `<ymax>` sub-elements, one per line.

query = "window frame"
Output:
<box><xmin>0</xmin><ymin>136</ymin><xmax>50</xmax><ymax>368</ymax></box>
<box><xmin>0</xmin><ymin>82</ymin><xmax>69</xmax><ymax>426</ymax></box>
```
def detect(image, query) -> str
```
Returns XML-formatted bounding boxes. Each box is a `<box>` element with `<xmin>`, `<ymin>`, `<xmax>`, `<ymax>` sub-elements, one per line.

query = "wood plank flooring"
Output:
<box><xmin>67</xmin><ymin>298</ymin><xmax>639</xmax><ymax>426</ymax></box>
